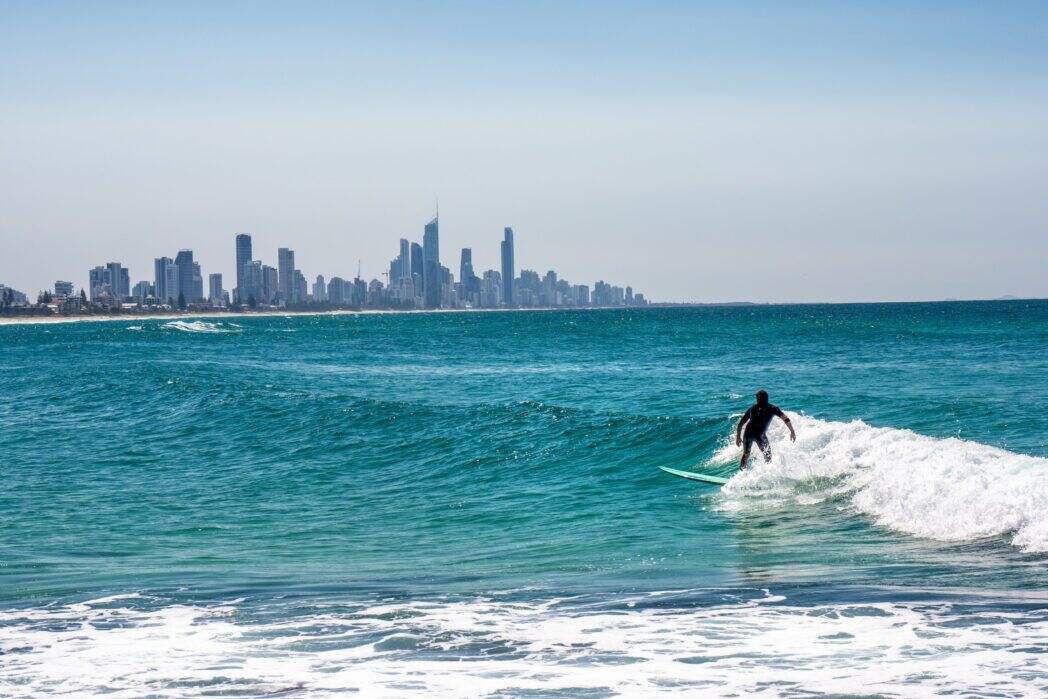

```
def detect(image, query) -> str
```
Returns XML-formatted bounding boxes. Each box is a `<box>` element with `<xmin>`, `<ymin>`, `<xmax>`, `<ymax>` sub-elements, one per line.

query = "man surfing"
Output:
<box><xmin>735</xmin><ymin>390</ymin><xmax>796</xmax><ymax>469</ymax></box>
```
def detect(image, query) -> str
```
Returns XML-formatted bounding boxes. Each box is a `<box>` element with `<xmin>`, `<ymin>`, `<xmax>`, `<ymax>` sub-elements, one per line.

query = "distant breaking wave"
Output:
<box><xmin>714</xmin><ymin>414</ymin><xmax>1048</xmax><ymax>552</ymax></box>
<box><xmin>161</xmin><ymin>320</ymin><xmax>239</xmax><ymax>334</ymax></box>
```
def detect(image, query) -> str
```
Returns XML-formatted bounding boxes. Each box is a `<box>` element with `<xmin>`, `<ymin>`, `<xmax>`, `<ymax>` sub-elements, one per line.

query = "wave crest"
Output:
<box><xmin>714</xmin><ymin>414</ymin><xmax>1048</xmax><ymax>551</ymax></box>
<box><xmin>161</xmin><ymin>320</ymin><xmax>239</xmax><ymax>334</ymax></box>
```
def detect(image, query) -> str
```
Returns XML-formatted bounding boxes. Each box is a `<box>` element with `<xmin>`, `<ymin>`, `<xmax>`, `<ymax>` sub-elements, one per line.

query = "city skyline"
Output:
<box><xmin>2</xmin><ymin>3</ymin><xmax>1046</xmax><ymax>303</ymax></box>
<box><xmin>30</xmin><ymin>213</ymin><xmax>647</xmax><ymax>313</ymax></box>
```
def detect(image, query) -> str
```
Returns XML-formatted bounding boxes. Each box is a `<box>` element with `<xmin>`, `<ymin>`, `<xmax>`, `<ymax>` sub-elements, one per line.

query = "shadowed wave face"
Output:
<box><xmin>2</xmin><ymin>302</ymin><xmax>1047</xmax><ymax>696</ymax></box>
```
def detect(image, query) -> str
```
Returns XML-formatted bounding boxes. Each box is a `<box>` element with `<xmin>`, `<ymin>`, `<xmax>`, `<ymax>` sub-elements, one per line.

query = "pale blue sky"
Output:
<box><xmin>2</xmin><ymin>1</ymin><xmax>1046</xmax><ymax>301</ymax></box>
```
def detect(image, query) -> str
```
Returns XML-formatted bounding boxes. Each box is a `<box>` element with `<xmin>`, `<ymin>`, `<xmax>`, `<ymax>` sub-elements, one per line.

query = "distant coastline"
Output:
<box><xmin>1</xmin><ymin>297</ymin><xmax>1043</xmax><ymax>327</ymax></box>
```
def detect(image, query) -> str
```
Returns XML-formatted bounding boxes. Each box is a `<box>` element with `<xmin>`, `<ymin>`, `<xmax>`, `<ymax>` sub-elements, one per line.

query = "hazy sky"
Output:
<box><xmin>2</xmin><ymin>1</ymin><xmax>1046</xmax><ymax>302</ymax></box>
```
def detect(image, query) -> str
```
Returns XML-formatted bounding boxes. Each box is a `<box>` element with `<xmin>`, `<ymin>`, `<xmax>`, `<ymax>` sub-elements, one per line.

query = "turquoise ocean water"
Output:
<box><xmin>2</xmin><ymin>302</ymin><xmax>1047</xmax><ymax>696</ymax></box>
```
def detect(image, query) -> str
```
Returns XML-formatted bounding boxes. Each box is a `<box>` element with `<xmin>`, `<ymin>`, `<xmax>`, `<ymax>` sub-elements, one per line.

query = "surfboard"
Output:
<box><xmin>659</xmin><ymin>466</ymin><xmax>731</xmax><ymax>485</ymax></box>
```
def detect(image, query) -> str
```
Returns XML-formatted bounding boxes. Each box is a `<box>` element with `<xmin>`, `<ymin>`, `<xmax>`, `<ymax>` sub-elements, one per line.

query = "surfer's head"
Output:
<box><xmin>755</xmin><ymin>389</ymin><xmax>769</xmax><ymax>405</ymax></box>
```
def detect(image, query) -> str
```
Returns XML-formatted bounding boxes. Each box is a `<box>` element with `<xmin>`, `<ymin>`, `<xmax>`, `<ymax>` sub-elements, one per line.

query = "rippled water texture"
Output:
<box><xmin>2</xmin><ymin>302</ymin><xmax>1046</xmax><ymax>696</ymax></box>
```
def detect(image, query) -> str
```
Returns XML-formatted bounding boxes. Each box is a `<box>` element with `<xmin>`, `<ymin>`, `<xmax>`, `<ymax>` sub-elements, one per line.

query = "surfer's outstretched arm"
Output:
<box><xmin>735</xmin><ymin>409</ymin><xmax>750</xmax><ymax>447</ymax></box>
<box><xmin>776</xmin><ymin>409</ymin><xmax>797</xmax><ymax>442</ymax></box>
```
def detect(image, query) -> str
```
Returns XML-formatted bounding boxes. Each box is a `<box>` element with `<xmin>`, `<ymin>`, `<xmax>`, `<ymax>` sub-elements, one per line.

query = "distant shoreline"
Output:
<box><xmin>0</xmin><ymin>306</ymin><xmax>556</xmax><ymax>327</ymax></box>
<box><xmin>0</xmin><ymin>297</ymin><xmax>1043</xmax><ymax>327</ymax></box>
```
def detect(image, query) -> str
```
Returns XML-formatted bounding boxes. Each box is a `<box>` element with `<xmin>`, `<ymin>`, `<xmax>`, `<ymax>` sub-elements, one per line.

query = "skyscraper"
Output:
<box><xmin>278</xmin><ymin>248</ymin><xmax>295</xmax><ymax>302</ymax></box>
<box><xmin>390</xmin><ymin>238</ymin><xmax>410</xmax><ymax>284</ymax></box>
<box><xmin>235</xmin><ymin>233</ymin><xmax>252</xmax><ymax>303</ymax></box>
<box><xmin>88</xmin><ymin>266</ymin><xmax>107</xmax><ymax>300</ymax></box>
<box><xmin>459</xmin><ymin>248</ymin><xmax>473</xmax><ymax>284</ymax></box>
<box><xmin>131</xmin><ymin>281</ymin><xmax>152</xmax><ymax>303</ymax></box>
<box><xmin>410</xmin><ymin>242</ymin><xmax>423</xmax><ymax>284</ymax></box>
<box><xmin>105</xmin><ymin>262</ymin><xmax>130</xmax><ymax>300</ymax></box>
<box><xmin>423</xmin><ymin>217</ymin><xmax>440</xmax><ymax>308</ymax></box>
<box><xmin>313</xmin><ymin>275</ymin><xmax>327</xmax><ymax>302</ymax></box>
<box><xmin>209</xmin><ymin>273</ymin><xmax>223</xmax><ymax>304</ymax></box>
<box><xmin>164</xmin><ymin>264</ymin><xmax>180</xmax><ymax>306</ymax></box>
<box><xmin>293</xmin><ymin>270</ymin><xmax>308</xmax><ymax>304</ymax></box>
<box><xmin>262</xmin><ymin>265</ymin><xmax>279</xmax><ymax>304</ymax></box>
<box><xmin>154</xmin><ymin>257</ymin><xmax>174</xmax><ymax>305</ymax></box>
<box><xmin>191</xmin><ymin>262</ymin><xmax>204</xmax><ymax>303</ymax></box>
<box><xmin>501</xmin><ymin>227</ymin><xmax>515</xmax><ymax>306</ymax></box>
<box><xmin>243</xmin><ymin>261</ymin><xmax>263</xmax><ymax>305</ymax></box>
<box><xmin>399</xmin><ymin>239</ymin><xmax>410</xmax><ymax>280</ymax></box>
<box><xmin>174</xmin><ymin>250</ymin><xmax>196</xmax><ymax>302</ymax></box>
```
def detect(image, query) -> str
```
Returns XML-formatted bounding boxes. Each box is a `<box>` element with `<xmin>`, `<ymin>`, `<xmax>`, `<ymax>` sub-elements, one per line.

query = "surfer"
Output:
<box><xmin>735</xmin><ymin>390</ymin><xmax>795</xmax><ymax>469</ymax></box>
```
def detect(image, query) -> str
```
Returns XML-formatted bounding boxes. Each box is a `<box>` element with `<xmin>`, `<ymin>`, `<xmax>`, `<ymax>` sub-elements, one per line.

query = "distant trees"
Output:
<box><xmin>177</xmin><ymin>292</ymin><xmax>186</xmax><ymax>310</ymax></box>
<box><xmin>37</xmin><ymin>291</ymin><xmax>53</xmax><ymax>304</ymax></box>
<box><xmin>248</xmin><ymin>294</ymin><xmax>257</xmax><ymax>309</ymax></box>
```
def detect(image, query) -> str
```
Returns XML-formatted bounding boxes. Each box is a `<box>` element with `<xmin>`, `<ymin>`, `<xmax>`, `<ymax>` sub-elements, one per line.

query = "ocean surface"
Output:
<box><xmin>2</xmin><ymin>302</ymin><xmax>1047</xmax><ymax>697</ymax></box>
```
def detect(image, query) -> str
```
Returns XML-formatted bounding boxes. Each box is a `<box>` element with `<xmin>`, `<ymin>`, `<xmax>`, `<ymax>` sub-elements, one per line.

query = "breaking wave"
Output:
<box><xmin>161</xmin><ymin>320</ymin><xmax>239</xmax><ymax>334</ymax></box>
<box><xmin>714</xmin><ymin>414</ymin><xmax>1048</xmax><ymax>551</ymax></box>
<box><xmin>0</xmin><ymin>592</ymin><xmax>1044</xmax><ymax>697</ymax></box>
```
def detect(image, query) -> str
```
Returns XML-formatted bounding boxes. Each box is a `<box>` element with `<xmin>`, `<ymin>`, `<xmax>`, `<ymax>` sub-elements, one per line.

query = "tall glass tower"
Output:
<box><xmin>500</xmin><ymin>227</ymin><xmax>514</xmax><ymax>306</ymax></box>
<box><xmin>175</xmin><ymin>250</ymin><xmax>195</xmax><ymax>302</ymax></box>
<box><xmin>278</xmin><ymin>248</ymin><xmax>295</xmax><ymax>302</ymax></box>
<box><xmin>423</xmin><ymin>217</ymin><xmax>440</xmax><ymax>308</ymax></box>
<box><xmin>235</xmin><ymin>233</ymin><xmax>252</xmax><ymax>303</ymax></box>
<box><xmin>459</xmin><ymin>248</ymin><xmax>473</xmax><ymax>284</ymax></box>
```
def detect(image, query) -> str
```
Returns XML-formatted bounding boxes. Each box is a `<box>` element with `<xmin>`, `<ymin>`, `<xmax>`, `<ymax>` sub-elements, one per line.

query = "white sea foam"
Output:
<box><xmin>161</xmin><ymin>320</ymin><xmax>238</xmax><ymax>334</ymax></box>
<box><xmin>125</xmin><ymin>325</ymin><xmax>144</xmax><ymax>331</ymax></box>
<box><xmin>714</xmin><ymin>414</ymin><xmax>1048</xmax><ymax>551</ymax></box>
<box><xmin>0</xmin><ymin>593</ymin><xmax>1044</xmax><ymax>697</ymax></box>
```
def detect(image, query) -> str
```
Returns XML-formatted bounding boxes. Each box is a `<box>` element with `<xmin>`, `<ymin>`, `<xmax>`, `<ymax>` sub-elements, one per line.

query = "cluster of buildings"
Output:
<box><xmin>234</xmin><ymin>218</ymin><xmax>646</xmax><ymax>311</ymax></box>
<box><xmin>3</xmin><ymin>216</ymin><xmax>648</xmax><ymax>315</ymax></box>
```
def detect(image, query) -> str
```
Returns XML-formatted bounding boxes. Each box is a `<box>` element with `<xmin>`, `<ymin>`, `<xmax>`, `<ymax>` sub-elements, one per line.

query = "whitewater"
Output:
<box><xmin>717</xmin><ymin>414</ymin><xmax>1048</xmax><ymax>551</ymax></box>
<box><xmin>2</xmin><ymin>302</ymin><xmax>1046</xmax><ymax>696</ymax></box>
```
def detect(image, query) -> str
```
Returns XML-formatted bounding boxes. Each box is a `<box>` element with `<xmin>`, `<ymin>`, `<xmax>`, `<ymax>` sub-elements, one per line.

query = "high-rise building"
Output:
<box><xmin>327</xmin><ymin>276</ymin><xmax>349</xmax><ymax>305</ymax></box>
<box><xmin>174</xmin><ymin>250</ymin><xmax>196</xmax><ymax>302</ymax></box>
<box><xmin>88</xmin><ymin>266</ymin><xmax>107</xmax><ymax>300</ymax></box>
<box><xmin>191</xmin><ymin>262</ymin><xmax>204</xmax><ymax>303</ymax></box>
<box><xmin>242</xmin><ymin>260</ymin><xmax>263</xmax><ymax>305</ymax></box>
<box><xmin>105</xmin><ymin>262</ymin><xmax>130</xmax><ymax>300</ymax></box>
<box><xmin>313</xmin><ymin>275</ymin><xmax>327</xmax><ymax>302</ymax></box>
<box><xmin>459</xmin><ymin>248</ymin><xmax>474</xmax><ymax>285</ymax></box>
<box><xmin>292</xmin><ymin>269</ymin><xmax>307</xmax><ymax>304</ymax></box>
<box><xmin>164</xmin><ymin>264</ymin><xmax>180</xmax><ymax>306</ymax></box>
<box><xmin>410</xmin><ymin>242</ymin><xmax>423</xmax><ymax>285</ymax></box>
<box><xmin>262</xmin><ymin>265</ymin><xmax>279</xmax><ymax>304</ymax></box>
<box><xmin>399</xmin><ymin>239</ymin><xmax>410</xmax><ymax>280</ymax></box>
<box><xmin>278</xmin><ymin>248</ymin><xmax>295</xmax><ymax>302</ymax></box>
<box><xmin>480</xmin><ymin>270</ymin><xmax>502</xmax><ymax>308</ymax></box>
<box><xmin>459</xmin><ymin>247</ymin><xmax>471</xmax><ymax>283</ymax></box>
<box><xmin>209</xmin><ymin>273</ymin><xmax>223</xmax><ymax>304</ymax></box>
<box><xmin>54</xmin><ymin>280</ymin><xmax>73</xmax><ymax>298</ymax></box>
<box><xmin>131</xmin><ymin>281</ymin><xmax>153</xmax><ymax>304</ymax></box>
<box><xmin>501</xmin><ymin>227</ymin><xmax>514</xmax><ymax>306</ymax></box>
<box><xmin>154</xmin><ymin>257</ymin><xmax>174</xmax><ymax>304</ymax></box>
<box><xmin>390</xmin><ymin>238</ymin><xmax>411</xmax><ymax>284</ymax></box>
<box><xmin>235</xmin><ymin>233</ymin><xmax>252</xmax><ymax>302</ymax></box>
<box><xmin>423</xmin><ymin>217</ymin><xmax>440</xmax><ymax>308</ymax></box>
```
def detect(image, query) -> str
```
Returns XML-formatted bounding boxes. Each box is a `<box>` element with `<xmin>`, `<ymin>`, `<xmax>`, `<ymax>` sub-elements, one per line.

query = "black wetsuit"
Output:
<box><xmin>740</xmin><ymin>402</ymin><xmax>786</xmax><ymax>460</ymax></box>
